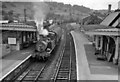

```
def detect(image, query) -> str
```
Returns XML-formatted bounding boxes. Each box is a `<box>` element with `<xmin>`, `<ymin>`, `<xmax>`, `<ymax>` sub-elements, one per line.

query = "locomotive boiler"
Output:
<box><xmin>32</xmin><ymin>23</ymin><xmax>62</xmax><ymax>60</ymax></box>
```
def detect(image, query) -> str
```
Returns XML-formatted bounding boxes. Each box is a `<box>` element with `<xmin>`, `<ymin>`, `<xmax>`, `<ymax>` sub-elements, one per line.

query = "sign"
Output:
<box><xmin>8</xmin><ymin>38</ymin><xmax>16</xmax><ymax>44</ymax></box>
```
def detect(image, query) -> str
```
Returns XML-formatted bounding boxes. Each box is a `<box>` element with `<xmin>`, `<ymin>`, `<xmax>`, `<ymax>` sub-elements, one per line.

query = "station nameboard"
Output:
<box><xmin>8</xmin><ymin>38</ymin><xmax>16</xmax><ymax>44</ymax></box>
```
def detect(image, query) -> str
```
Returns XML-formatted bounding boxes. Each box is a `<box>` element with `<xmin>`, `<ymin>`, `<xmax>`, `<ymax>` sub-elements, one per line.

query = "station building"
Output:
<box><xmin>0</xmin><ymin>21</ymin><xmax>37</xmax><ymax>58</ymax></box>
<box><xmin>85</xmin><ymin>7</ymin><xmax>120</xmax><ymax>65</ymax></box>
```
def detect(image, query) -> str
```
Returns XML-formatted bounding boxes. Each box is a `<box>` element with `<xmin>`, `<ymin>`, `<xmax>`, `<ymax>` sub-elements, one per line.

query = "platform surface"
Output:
<box><xmin>0</xmin><ymin>45</ymin><xmax>35</xmax><ymax>80</ymax></box>
<box><xmin>71</xmin><ymin>31</ymin><xmax>118</xmax><ymax>80</ymax></box>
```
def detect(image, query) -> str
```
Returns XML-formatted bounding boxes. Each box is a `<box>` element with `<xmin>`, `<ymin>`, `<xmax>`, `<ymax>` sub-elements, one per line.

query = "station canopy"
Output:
<box><xmin>0</xmin><ymin>22</ymin><xmax>37</xmax><ymax>32</ymax></box>
<box><xmin>85</xmin><ymin>11</ymin><xmax>120</xmax><ymax>36</ymax></box>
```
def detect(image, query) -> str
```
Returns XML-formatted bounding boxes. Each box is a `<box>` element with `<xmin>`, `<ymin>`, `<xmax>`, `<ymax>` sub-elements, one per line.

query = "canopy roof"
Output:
<box><xmin>0</xmin><ymin>23</ymin><xmax>37</xmax><ymax>31</ymax></box>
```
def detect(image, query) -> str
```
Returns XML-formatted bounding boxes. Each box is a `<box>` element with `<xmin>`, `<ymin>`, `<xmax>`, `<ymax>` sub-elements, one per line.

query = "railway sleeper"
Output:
<box><xmin>59</xmin><ymin>69</ymin><xmax>69</xmax><ymax>71</ymax></box>
<box><xmin>24</xmin><ymin>76</ymin><xmax>37</xmax><ymax>80</ymax></box>
<box><xmin>61</xmin><ymin>64</ymin><xmax>70</xmax><ymax>67</ymax></box>
<box><xmin>59</xmin><ymin>67</ymin><xmax>69</xmax><ymax>70</ymax></box>
<box><xmin>62</xmin><ymin>56</ymin><xmax>70</xmax><ymax>58</ymax></box>
<box><xmin>57</xmin><ymin>75</ymin><xmax>68</xmax><ymax>79</ymax></box>
<box><xmin>60</xmin><ymin>66</ymin><xmax>70</xmax><ymax>69</ymax></box>
<box><xmin>57</xmin><ymin>77</ymin><xmax>68</xmax><ymax>80</ymax></box>
<box><xmin>62</xmin><ymin>59</ymin><xmax>70</xmax><ymax>61</ymax></box>
<box><xmin>55</xmin><ymin>79</ymin><xmax>68</xmax><ymax>82</ymax></box>
<box><xmin>63</xmin><ymin>56</ymin><xmax>70</xmax><ymax>58</ymax></box>
<box><xmin>28</xmin><ymin>72</ymin><xmax>39</xmax><ymax>76</ymax></box>
<box><xmin>65</xmin><ymin>50</ymin><xmax>70</xmax><ymax>52</ymax></box>
<box><xmin>61</xmin><ymin>61</ymin><xmax>70</xmax><ymax>63</ymax></box>
<box><xmin>64</xmin><ymin>52</ymin><xmax>70</xmax><ymax>54</ymax></box>
<box><xmin>61</xmin><ymin>59</ymin><xmax>70</xmax><ymax>61</ymax></box>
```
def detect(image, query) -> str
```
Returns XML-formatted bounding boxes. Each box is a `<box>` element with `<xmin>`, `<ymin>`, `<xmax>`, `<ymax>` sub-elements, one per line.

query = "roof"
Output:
<box><xmin>100</xmin><ymin>12</ymin><xmax>120</xmax><ymax>27</ymax></box>
<box><xmin>81</xmin><ymin>25</ymin><xmax>112</xmax><ymax>31</ymax></box>
<box><xmin>85</xmin><ymin>28</ymin><xmax>120</xmax><ymax>36</ymax></box>
<box><xmin>0</xmin><ymin>23</ymin><xmax>37</xmax><ymax>31</ymax></box>
<box><xmin>84</xmin><ymin>11</ymin><xmax>120</xmax><ymax>36</ymax></box>
<box><xmin>94</xmin><ymin>28</ymin><xmax>120</xmax><ymax>32</ymax></box>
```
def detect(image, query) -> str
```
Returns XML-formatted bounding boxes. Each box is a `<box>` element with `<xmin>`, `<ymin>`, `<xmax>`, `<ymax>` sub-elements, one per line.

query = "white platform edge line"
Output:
<box><xmin>70</xmin><ymin>31</ymin><xmax>79</xmax><ymax>80</ymax></box>
<box><xmin>0</xmin><ymin>54</ymin><xmax>31</xmax><ymax>81</ymax></box>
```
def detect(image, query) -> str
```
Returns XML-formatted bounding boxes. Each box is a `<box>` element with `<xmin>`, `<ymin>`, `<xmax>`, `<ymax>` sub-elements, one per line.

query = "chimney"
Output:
<box><xmin>108</xmin><ymin>4</ymin><xmax>112</xmax><ymax>13</ymax></box>
<box><xmin>118</xmin><ymin>1</ymin><xmax>120</xmax><ymax>27</ymax></box>
<box><xmin>118</xmin><ymin>1</ymin><xmax>120</xmax><ymax>9</ymax></box>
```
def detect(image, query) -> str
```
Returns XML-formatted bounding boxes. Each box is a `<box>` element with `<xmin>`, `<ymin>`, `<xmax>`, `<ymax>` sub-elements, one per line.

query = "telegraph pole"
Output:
<box><xmin>24</xmin><ymin>8</ymin><xmax>27</xmax><ymax>22</ymax></box>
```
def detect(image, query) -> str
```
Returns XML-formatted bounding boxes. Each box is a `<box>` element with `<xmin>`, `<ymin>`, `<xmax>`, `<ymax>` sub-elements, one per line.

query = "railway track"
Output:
<box><xmin>51</xmin><ymin>33</ymin><xmax>74</xmax><ymax>82</ymax></box>
<box><xmin>15</xmin><ymin>60</ymin><xmax>49</xmax><ymax>82</ymax></box>
<box><xmin>1</xmin><ymin>30</ymin><xmax>65</xmax><ymax>82</ymax></box>
<box><xmin>1</xmin><ymin>26</ymin><xmax>77</xmax><ymax>82</ymax></box>
<box><xmin>13</xmin><ymin>34</ymin><xmax>64</xmax><ymax>82</ymax></box>
<box><xmin>14</xmin><ymin>42</ymin><xmax>62</xmax><ymax>82</ymax></box>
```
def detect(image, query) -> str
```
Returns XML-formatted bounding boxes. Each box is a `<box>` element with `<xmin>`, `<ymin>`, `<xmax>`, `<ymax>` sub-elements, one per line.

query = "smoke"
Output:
<box><xmin>33</xmin><ymin>2</ymin><xmax>50</xmax><ymax>36</ymax></box>
<box><xmin>32</xmin><ymin>2</ymin><xmax>50</xmax><ymax>40</ymax></box>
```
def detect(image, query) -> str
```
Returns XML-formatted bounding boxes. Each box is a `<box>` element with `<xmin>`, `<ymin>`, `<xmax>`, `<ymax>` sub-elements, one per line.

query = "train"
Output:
<box><xmin>32</xmin><ymin>22</ymin><xmax>62</xmax><ymax>60</ymax></box>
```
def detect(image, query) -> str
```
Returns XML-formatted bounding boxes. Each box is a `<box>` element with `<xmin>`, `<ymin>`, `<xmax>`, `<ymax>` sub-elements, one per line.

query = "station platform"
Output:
<box><xmin>0</xmin><ymin>44</ymin><xmax>35</xmax><ymax>80</ymax></box>
<box><xmin>71</xmin><ymin>31</ymin><xmax>118</xmax><ymax>80</ymax></box>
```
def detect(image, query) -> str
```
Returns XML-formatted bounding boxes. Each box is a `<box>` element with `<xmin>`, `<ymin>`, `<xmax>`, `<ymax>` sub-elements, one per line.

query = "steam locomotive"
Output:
<box><xmin>32</xmin><ymin>22</ymin><xmax>62</xmax><ymax>60</ymax></box>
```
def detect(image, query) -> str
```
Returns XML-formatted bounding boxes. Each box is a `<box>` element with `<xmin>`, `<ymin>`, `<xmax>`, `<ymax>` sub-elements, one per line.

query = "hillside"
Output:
<box><xmin>1</xmin><ymin>1</ymin><xmax>108</xmax><ymax>23</ymax></box>
<box><xmin>1</xmin><ymin>2</ymin><xmax>34</xmax><ymax>21</ymax></box>
<box><xmin>45</xmin><ymin>2</ymin><xmax>92</xmax><ymax>20</ymax></box>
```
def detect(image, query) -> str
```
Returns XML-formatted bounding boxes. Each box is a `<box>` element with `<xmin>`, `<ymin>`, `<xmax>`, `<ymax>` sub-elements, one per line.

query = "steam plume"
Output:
<box><xmin>33</xmin><ymin>2</ymin><xmax>50</xmax><ymax>40</ymax></box>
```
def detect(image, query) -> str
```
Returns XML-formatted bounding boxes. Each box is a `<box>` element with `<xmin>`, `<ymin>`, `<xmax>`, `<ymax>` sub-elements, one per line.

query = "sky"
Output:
<box><xmin>1</xmin><ymin>0</ymin><xmax>120</xmax><ymax>10</ymax></box>
<box><xmin>52</xmin><ymin>0</ymin><xmax>119</xmax><ymax>10</ymax></box>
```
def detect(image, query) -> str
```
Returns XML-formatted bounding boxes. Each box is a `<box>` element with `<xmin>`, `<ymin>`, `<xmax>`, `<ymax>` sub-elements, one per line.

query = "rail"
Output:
<box><xmin>17</xmin><ymin>62</ymin><xmax>47</xmax><ymax>82</ymax></box>
<box><xmin>51</xmin><ymin>33</ymin><xmax>72</xmax><ymax>82</ymax></box>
